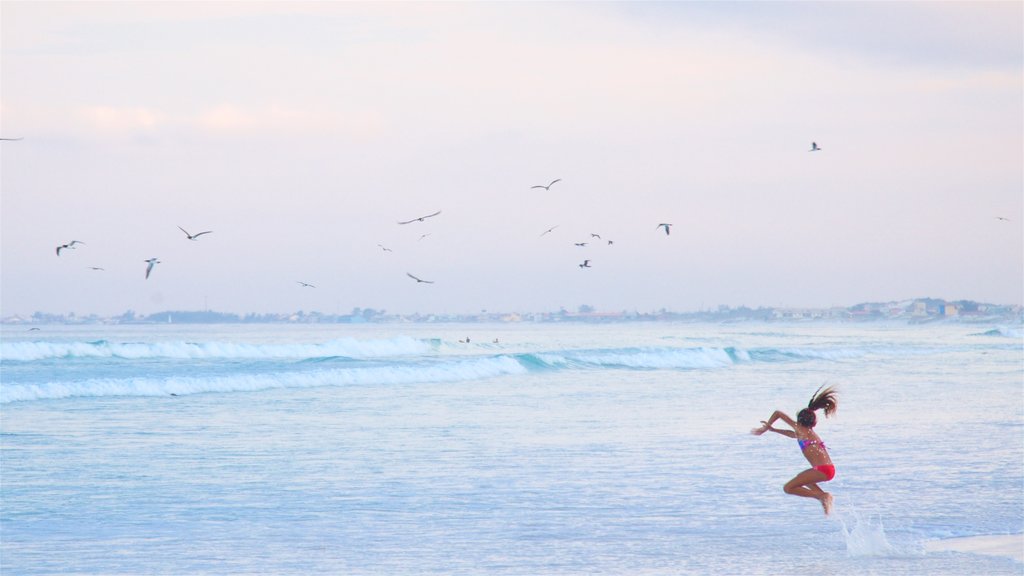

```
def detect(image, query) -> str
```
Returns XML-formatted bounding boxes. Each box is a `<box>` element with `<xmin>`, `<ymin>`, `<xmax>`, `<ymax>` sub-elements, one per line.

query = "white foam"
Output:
<box><xmin>0</xmin><ymin>336</ymin><xmax>431</xmax><ymax>361</ymax></box>
<box><xmin>572</xmin><ymin>346</ymin><xmax>735</xmax><ymax>369</ymax></box>
<box><xmin>924</xmin><ymin>534</ymin><xmax>1024</xmax><ymax>562</ymax></box>
<box><xmin>840</xmin><ymin>512</ymin><xmax>896</xmax><ymax>557</ymax></box>
<box><xmin>0</xmin><ymin>355</ymin><xmax>528</xmax><ymax>403</ymax></box>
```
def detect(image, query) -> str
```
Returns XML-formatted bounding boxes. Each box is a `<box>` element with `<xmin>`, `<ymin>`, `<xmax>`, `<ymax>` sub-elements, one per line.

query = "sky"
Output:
<box><xmin>1</xmin><ymin>1</ymin><xmax>1021</xmax><ymax>317</ymax></box>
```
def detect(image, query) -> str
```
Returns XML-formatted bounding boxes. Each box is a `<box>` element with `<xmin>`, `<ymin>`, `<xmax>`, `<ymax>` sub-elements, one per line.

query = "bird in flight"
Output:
<box><xmin>579</xmin><ymin>260</ymin><xmax>592</xmax><ymax>268</ymax></box>
<box><xmin>398</xmin><ymin>211</ymin><xmax>441</xmax><ymax>225</ymax></box>
<box><xmin>56</xmin><ymin>240</ymin><xmax>85</xmax><ymax>256</ymax></box>
<box><xmin>810</xmin><ymin>142</ymin><xmax>822</xmax><ymax>152</ymax></box>
<box><xmin>995</xmin><ymin>216</ymin><xmax>1011</xmax><ymax>222</ymax></box>
<box><xmin>574</xmin><ymin>242</ymin><xmax>588</xmax><ymax>247</ymax></box>
<box><xmin>178</xmin><ymin>226</ymin><xmax>213</xmax><ymax>240</ymax></box>
<box><xmin>144</xmin><ymin>258</ymin><xmax>160</xmax><ymax>279</ymax></box>
<box><xmin>297</xmin><ymin>281</ymin><xmax>316</xmax><ymax>288</ymax></box>
<box><xmin>531</xmin><ymin>179</ymin><xmax>561</xmax><ymax>191</ymax></box>
<box><xmin>378</xmin><ymin>244</ymin><xmax>393</xmax><ymax>252</ymax></box>
<box><xmin>657</xmin><ymin>223</ymin><xmax>672</xmax><ymax>236</ymax></box>
<box><xmin>0</xmin><ymin>137</ymin><xmax>24</xmax><ymax>141</ymax></box>
<box><xmin>407</xmin><ymin>272</ymin><xmax>434</xmax><ymax>284</ymax></box>
<box><xmin>87</xmin><ymin>266</ymin><xmax>105</xmax><ymax>271</ymax></box>
<box><xmin>540</xmin><ymin>225</ymin><xmax>559</xmax><ymax>237</ymax></box>
<box><xmin>590</xmin><ymin>233</ymin><xmax>602</xmax><ymax>239</ymax></box>
<box><xmin>418</xmin><ymin>233</ymin><xmax>432</xmax><ymax>241</ymax></box>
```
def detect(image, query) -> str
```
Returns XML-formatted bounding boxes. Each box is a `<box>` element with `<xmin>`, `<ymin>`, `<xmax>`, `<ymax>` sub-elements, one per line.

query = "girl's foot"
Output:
<box><xmin>821</xmin><ymin>493</ymin><xmax>834</xmax><ymax>516</ymax></box>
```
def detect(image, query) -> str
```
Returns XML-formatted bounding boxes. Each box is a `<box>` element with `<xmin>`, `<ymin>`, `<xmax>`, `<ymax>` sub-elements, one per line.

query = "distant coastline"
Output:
<box><xmin>3</xmin><ymin>298</ymin><xmax>1022</xmax><ymax>326</ymax></box>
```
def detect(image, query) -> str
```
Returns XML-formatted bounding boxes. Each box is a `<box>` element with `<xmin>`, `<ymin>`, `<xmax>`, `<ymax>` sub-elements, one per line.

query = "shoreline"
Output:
<box><xmin>925</xmin><ymin>534</ymin><xmax>1023</xmax><ymax>563</ymax></box>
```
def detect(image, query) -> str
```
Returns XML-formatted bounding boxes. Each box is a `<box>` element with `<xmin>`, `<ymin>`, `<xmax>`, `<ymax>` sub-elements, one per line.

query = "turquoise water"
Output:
<box><xmin>2</xmin><ymin>322</ymin><xmax>1022</xmax><ymax>574</ymax></box>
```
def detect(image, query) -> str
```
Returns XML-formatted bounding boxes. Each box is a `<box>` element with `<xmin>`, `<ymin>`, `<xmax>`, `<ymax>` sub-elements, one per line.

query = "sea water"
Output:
<box><xmin>1</xmin><ymin>321</ymin><xmax>1021</xmax><ymax>575</ymax></box>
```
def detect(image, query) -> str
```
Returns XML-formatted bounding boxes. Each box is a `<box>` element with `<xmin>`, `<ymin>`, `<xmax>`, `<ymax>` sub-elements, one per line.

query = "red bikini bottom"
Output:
<box><xmin>813</xmin><ymin>464</ymin><xmax>836</xmax><ymax>481</ymax></box>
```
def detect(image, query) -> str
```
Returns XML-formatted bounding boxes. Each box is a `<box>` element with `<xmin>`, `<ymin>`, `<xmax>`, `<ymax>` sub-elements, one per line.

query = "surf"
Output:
<box><xmin>0</xmin><ymin>336</ymin><xmax>433</xmax><ymax>362</ymax></box>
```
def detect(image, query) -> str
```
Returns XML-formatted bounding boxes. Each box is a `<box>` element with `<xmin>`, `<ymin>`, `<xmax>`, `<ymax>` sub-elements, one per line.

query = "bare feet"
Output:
<box><xmin>821</xmin><ymin>493</ymin><xmax>834</xmax><ymax>516</ymax></box>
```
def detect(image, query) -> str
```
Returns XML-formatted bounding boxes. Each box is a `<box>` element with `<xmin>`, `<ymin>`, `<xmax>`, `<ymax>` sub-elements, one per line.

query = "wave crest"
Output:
<box><xmin>0</xmin><ymin>336</ymin><xmax>432</xmax><ymax>362</ymax></box>
<box><xmin>1</xmin><ymin>355</ymin><xmax>527</xmax><ymax>403</ymax></box>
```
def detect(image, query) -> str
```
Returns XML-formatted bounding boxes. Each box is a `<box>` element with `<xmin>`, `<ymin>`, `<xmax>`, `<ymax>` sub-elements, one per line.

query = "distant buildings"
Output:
<box><xmin>2</xmin><ymin>298</ymin><xmax>1021</xmax><ymax>326</ymax></box>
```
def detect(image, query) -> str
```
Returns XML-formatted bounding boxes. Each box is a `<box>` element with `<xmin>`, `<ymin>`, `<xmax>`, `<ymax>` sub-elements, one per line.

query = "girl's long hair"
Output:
<box><xmin>797</xmin><ymin>385</ymin><xmax>838</xmax><ymax>427</ymax></box>
<box><xmin>808</xmin><ymin>384</ymin><xmax>839</xmax><ymax>418</ymax></box>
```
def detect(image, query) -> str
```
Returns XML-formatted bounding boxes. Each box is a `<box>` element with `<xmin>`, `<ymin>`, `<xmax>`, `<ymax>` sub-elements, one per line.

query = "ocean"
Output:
<box><xmin>1</xmin><ymin>321</ymin><xmax>1021</xmax><ymax>575</ymax></box>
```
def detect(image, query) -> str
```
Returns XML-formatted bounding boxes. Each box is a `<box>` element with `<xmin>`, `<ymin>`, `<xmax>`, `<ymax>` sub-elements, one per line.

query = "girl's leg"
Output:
<box><xmin>784</xmin><ymin>469</ymin><xmax>833</xmax><ymax>515</ymax></box>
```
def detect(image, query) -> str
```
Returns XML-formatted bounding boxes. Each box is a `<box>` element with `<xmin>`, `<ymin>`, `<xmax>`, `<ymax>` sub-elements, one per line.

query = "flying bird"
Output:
<box><xmin>87</xmin><ymin>266</ymin><xmax>105</xmax><ymax>271</ymax></box>
<box><xmin>995</xmin><ymin>216</ymin><xmax>1011</xmax><ymax>222</ymax></box>
<box><xmin>56</xmin><ymin>240</ymin><xmax>85</xmax><ymax>256</ymax></box>
<box><xmin>810</xmin><ymin>142</ymin><xmax>821</xmax><ymax>152</ymax></box>
<box><xmin>574</xmin><ymin>242</ymin><xmax>588</xmax><ymax>247</ymax></box>
<box><xmin>398</xmin><ymin>211</ymin><xmax>441</xmax><ymax>225</ymax></box>
<box><xmin>178</xmin><ymin>226</ymin><xmax>213</xmax><ymax>240</ymax></box>
<box><xmin>531</xmin><ymin>179</ymin><xmax>561</xmax><ymax>191</ymax></box>
<box><xmin>579</xmin><ymin>260</ymin><xmax>592</xmax><ymax>268</ymax></box>
<box><xmin>657</xmin><ymin>223</ymin><xmax>672</xmax><ymax>236</ymax></box>
<box><xmin>407</xmin><ymin>272</ymin><xmax>434</xmax><ymax>284</ymax></box>
<box><xmin>0</xmin><ymin>137</ymin><xmax>24</xmax><ymax>141</ymax></box>
<box><xmin>590</xmin><ymin>233</ymin><xmax>602</xmax><ymax>239</ymax></box>
<box><xmin>378</xmin><ymin>244</ymin><xmax>393</xmax><ymax>252</ymax></box>
<box><xmin>418</xmin><ymin>234</ymin><xmax>432</xmax><ymax>241</ymax></box>
<box><xmin>297</xmin><ymin>281</ymin><xmax>316</xmax><ymax>288</ymax></box>
<box><xmin>540</xmin><ymin>225</ymin><xmax>559</xmax><ymax>237</ymax></box>
<box><xmin>144</xmin><ymin>258</ymin><xmax>160</xmax><ymax>279</ymax></box>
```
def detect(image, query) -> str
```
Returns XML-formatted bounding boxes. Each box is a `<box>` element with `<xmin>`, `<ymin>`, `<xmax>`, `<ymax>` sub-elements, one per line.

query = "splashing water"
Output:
<box><xmin>840</xmin><ymin>511</ymin><xmax>896</xmax><ymax>557</ymax></box>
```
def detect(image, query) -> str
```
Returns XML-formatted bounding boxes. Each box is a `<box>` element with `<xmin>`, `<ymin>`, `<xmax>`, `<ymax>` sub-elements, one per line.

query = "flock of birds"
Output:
<box><xmin>46</xmin><ymin>174</ymin><xmax>677</xmax><ymax>287</ymax></box>
<box><xmin>52</xmin><ymin>228</ymin><xmax>201</xmax><ymax>280</ymax></box>
<box><xmin>2</xmin><ymin>135</ymin><xmax>1009</xmax><ymax>294</ymax></box>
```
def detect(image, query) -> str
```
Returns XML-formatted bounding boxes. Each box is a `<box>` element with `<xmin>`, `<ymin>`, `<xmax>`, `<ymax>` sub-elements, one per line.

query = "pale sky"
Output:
<box><xmin>1</xmin><ymin>1</ymin><xmax>1021</xmax><ymax>317</ymax></box>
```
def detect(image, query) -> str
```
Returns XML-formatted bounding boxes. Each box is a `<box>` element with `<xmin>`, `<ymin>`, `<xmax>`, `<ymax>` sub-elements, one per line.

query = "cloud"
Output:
<box><xmin>75</xmin><ymin>105</ymin><xmax>166</xmax><ymax>135</ymax></box>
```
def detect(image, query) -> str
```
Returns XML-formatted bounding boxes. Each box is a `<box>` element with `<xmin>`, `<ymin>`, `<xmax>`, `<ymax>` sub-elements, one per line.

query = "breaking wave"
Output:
<box><xmin>972</xmin><ymin>326</ymin><xmax>1024</xmax><ymax>339</ymax></box>
<box><xmin>1</xmin><ymin>340</ymin><xmax>878</xmax><ymax>403</ymax></box>
<box><xmin>1</xmin><ymin>355</ymin><xmax>528</xmax><ymax>403</ymax></box>
<box><xmin>0</xmin><ymin>336</ymin><xmax>432</xmax><ymax>362</ymax></box>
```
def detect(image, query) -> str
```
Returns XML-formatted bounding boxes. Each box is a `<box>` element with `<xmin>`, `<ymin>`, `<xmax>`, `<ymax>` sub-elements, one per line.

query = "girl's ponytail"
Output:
<box><xmin>808</xmin><ymin>385</ymin><xmax>839</xmax><ymax>418</ymax></box>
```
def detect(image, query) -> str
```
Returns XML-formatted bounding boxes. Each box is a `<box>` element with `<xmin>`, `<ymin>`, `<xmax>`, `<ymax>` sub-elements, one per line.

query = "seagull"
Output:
<box><xmin>28</xmin><ymin>327</ymin><xmax>41</xmax><ymax>331</ymax></box>
<box><xmin>407</xmin><ymin>272</ymin><xmax>434</xmax><ymax>284</ymax></box>
<box><xmin>810</xmin><ymin>142</ymin><xmax>821</xmax><ymax>152</ymax></box>
<box><xmin>607</xmin><ymin>240</ymin><xmax>614</xmax><ymax>245</ymax></box>
<box><xmin>540</xmin><ymin>225</ymin><xmax>559</xmax><ymax>237</ymax></box>
<box><xmin>531</xmin><ymin>179</ymin><xmax>561</xmax><ymax>191</ymax></box>
<box><xmin>87</xmin><ymin>266</ymin><xmax>105</xmax><ymax>271</ymax></box>
<box><xmin>657</xmin><ymin>223</ymin><xmax>672</xmax><ymax>236</ymax></box>
<box><xmin>378</xmin><ymin>244</ymin><xmax>393</xmax><ymax>252</ymax></box>
<box><xmin>178</xmin><ymin>226</ymin><xmax>213</xmax><ymax>240</ymax></box>
<box><xmin>297</xmin><ymin>281</ymin><xmax>316</xmax><ymax>288</ymax></box>
<box><xmin>995</xmin><ymin>216</ymin><xmax>1011</xmax><ymax>222</ymax></box>
<box><xmin>0</xmin><ymin>137</ymin><xmax>24</xmax><ymax>141</ymax></box>
<box><xmin>590</xmin><ymin>233</ymin><xmax>602</xmax><ymax>239</ymax></box>
<box><xmin>56</xmin><ymin>240</ymin><xmax>85</xmax><ymax>256</ymax></box>
<box><xmin>144</xmin><ymin>258</ymin><xmax>160</xmax><ymax>279</ymax></box>
<box><xmin>398</xmin><ymin>210</ymin><xmax>441</xmax><ymax>225</ymax></box>
<box><xmin>579</xmin><ymin>260</ymin><xmax>592</xmax><ymax>268</ymax></box>
<box><xmin>418</xmin><ymin>233</ymin><xmax>432</xmax><ymax>241</ymax></box>
<box><xmin>574</xmin><ymin>242</ymin><xmax>588</xmax><ymax>247</ymax></box>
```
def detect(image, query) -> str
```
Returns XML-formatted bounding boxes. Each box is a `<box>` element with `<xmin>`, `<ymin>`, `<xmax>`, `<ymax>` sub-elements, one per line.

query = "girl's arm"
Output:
<box><xmin>751</xmin><ymin>410</ymin><xmax>797</xmax><ymax>436</ymax></box>
<box><xmin>764</xmin><ymin>424</ymin><xmax>796</xmax><ymax>438</ymax></box>
<box><xmin>766</xmin><ymin>410</ymin><xmax>796</xmax><ymax>428</ymax></box>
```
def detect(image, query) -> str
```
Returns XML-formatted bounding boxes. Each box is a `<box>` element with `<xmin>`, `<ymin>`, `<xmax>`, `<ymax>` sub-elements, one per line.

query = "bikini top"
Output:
<box><xmin>798</xmin><ymin>438</ymin><xmax>826</xmax><ymax>451</ymax></box>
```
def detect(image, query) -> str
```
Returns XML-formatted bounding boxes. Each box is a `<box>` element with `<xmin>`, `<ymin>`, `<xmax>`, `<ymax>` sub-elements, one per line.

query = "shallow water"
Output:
<box><xmin>2</xmin><ymin>322</ymin><xmax>1021</xmax><ymax>574</ymax></box>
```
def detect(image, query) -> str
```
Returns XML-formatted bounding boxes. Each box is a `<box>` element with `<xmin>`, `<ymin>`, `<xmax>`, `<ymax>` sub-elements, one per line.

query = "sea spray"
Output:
<box><xmin>840</xmin><ymin>511</ymin><xmax>896</xmax><ymax>557</ymax></box>
<box><xmin>0</xmin><ymin>336</ymin><xmax>433</xmax><ymax>361</ymax></box>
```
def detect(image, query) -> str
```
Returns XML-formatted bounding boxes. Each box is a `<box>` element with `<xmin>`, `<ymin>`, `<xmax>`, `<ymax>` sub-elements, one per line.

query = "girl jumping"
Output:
<box><xmin>751</xmin><ymin>385</ymin><xmax>839</xmax><ymax>515</ymax></box>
